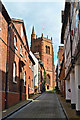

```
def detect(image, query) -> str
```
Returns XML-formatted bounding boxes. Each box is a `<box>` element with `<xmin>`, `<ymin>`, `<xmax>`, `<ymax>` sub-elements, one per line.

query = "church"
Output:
<box><xmin>31</xmin><ymin>27</ymin><xmax>55</xmax><ymax>90</ymax></box>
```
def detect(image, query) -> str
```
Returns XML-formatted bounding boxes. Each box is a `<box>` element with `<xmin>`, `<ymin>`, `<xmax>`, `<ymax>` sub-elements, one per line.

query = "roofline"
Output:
<box><xmin>0</xmin><ymin>1</ymin><xmax>11</xmax><ymax>24</ymax></box>
<box><xmin>61</xmin><ymin>2</ymin><xmax>71</xmax><ymax>44</ymax></box>
<box><xmin>12</xmin><ymin>18</ymin><xmax>29</xmax><ymax>51</ymax></box>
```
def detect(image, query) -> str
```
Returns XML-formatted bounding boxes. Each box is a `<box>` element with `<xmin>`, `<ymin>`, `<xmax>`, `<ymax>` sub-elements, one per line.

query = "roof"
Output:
<box><xmin>0</xmin><ymin>1</ymin><xmax>11</xmax><ymax>24</ymax></box>
<box><xmin>28</xmin><ymin>53</ymin><xmax>35</xmax><ymax>65</ymax></box>
<box><xmin>61</xmin><ymin>2</ymin><xmax>71</xmax><ymax>44</ymax></box>
<box><xmin>12</xmin><ymin>18</ymin><xmax>29</xmax><ymax>51</ymax></box>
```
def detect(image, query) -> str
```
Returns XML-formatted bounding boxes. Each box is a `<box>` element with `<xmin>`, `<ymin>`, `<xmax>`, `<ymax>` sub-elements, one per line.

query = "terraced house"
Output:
<box><xmin>61</xmin><ymin>1</ymin><xmax>80</xmax><ymax>115</ymax></box>
<box><xmin>0</xmin><ymin>1</ymin><xmax>35</xmax><ymax>110</ymax></box>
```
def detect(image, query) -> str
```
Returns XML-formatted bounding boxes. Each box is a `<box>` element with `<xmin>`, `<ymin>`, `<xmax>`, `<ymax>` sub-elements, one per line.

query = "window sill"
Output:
<box><xmin>20</xmin><ymin>53</ymin><xmax>23</xmax><ymax>57</ymax></box>
<box><xmin>25</xmin><ymin>60</ymin><xmax>27</xmax><ymax>62</ymax></box>
<box><xmin>13</xmin><ymin>81</ymin><xmax>17</xmax><ymax>84</ymax></box>
<box><xmin>14</xmin><ymin>46</ymin><xmax>18</xmax><ymax>51</ymax></box>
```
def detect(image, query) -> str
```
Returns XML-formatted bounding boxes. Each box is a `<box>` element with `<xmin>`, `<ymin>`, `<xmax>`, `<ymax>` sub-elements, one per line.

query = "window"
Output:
<box><xmin>14</xmin><ymin>36</ymin><xmax>17</xmax><ymax>50</ymax></box>
<box><xmin>29</xmin><ymin>61</ymin><xmax>31</xmax><ymax>68</ymax></box>
<box><xmin>20</xmin><ymin>45</ymin><xmax>23</xmax><ymax>56</ymax></box>
<box><xmin>32</xmin><ymin>65</ymin><xmax>33</xmax><ymax>72</ymax></box>
<box><xmin>25</xmin><ymin>52</ymin><xmax>27</xmax><ymax>62</ymax></box>
<box><xmin>48</xmin><ymin>46</ymin><xmax>50</xmax><ymax>54</ymax></box>
<box><xmin>46</xmin><ymin>46</ymin><xmax>47</xmax><ymax>53</ymax></box>
<box><xmin>75</xmin><ymin>9</ymin><xmax>78</xmax><ymax>28</ymax></box>
<box><xmin>13</xmin><ymin>62</ymin><xmax>17</xmax><ymax>83</ymax></box>
<box><xmin>45</xmin><ymin>46</ymin><xmax>50</xmax><ymax>54</ymax></box>
<box><xmin>24</xmin><ymin>71</ymin><xmax>26</xmax><ymax>86</ymax></box>
<box><xmin>21</xmin><ymin>26</ymin><xmax>23</xmax><ymax>38</ymax></box>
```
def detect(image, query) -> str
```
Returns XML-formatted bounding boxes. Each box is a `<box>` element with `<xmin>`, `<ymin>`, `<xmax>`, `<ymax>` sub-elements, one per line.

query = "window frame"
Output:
<box><xmin>14</xmin><ymin>36</ymin><xmax>18</xmax><ymax>50</ymax></box>
<box><xmin>20</xmin><ymin>45</ymin><xmax>23</xmax><ymax>57</ymax></box>
<box><xmin>29</xmin><ymin>61</ymin><xmax>31</xmax><ymax>68</ymax></box>
<box><xmin>24</xmin><ymin>71</ymin><xmax>26</xmax><ymax>87</ymax></box>
<box><xmin>13</xmin><ymin>62</ymin><xmax>17</xmax><ymax>83</ymax></box>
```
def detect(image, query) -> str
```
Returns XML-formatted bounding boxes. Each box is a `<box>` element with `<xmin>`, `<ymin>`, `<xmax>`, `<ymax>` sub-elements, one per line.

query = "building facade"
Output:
<box><xmin>57</xmin><ymin>46</ymin><xmax>64</xmax><ymax>90</ymax></box>
<box><xmin>59</xmin><ymin>55</ymin><xmax>65</xmax><ymax>97</ymax></box>
<box><xmin>61</xmin><ymin>1</ymin><xmax>80</xmax><ymax>115</ymax></box>
<box><xmin>31</xmin><ymin>27</ymin><xmax>55</xmax><ymax>90</ymax></box>
<box><xmin>0</xmin><ymin>1</ymin><xmax>35</xmax><ymax>110</ymax></box>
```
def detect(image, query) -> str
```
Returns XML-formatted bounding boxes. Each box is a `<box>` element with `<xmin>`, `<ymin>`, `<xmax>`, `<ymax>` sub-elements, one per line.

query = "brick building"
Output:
<box><xmin>0</xmin><ymin>1</ymin><xmax>11</xmax><ymax>110</ymax></box>
<box><xmin>57</xmin><ymin>46</ymin><xmax>64</xmax><ymax>90</ymax></box>
<box><xmin>59</xmin><ymin>55</ymin><xmax>65</xmax><ymax>97</ymax></box>
<box><xmin>28</xmin><ymin>53</ymin><xmax>35</xmax><ymax>97</ymax></box>
<box><xmin>31</xmin><ymin>27</ymin><xmax>55</xmax><ymax>90</ymax></box>
<box><xmin>0</xmin><ymin>1</ymin><xmax>35</xmax><ymax>110</ymax></box>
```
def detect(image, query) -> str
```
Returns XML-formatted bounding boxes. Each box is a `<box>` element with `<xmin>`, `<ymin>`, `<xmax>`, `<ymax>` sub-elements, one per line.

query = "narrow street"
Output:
<box><xmin>7</xmin><ymin>91</ymin><xmax>67</xmax><ymax>119</ymax></box>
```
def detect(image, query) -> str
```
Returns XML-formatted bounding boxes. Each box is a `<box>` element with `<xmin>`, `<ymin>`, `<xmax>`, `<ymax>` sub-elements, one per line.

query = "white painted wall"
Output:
<box><xmin>70</xmin><ymin>71</ymin><xmax>76</xmax><ymax>105</ymax></box>
<box><xmin>29</xmin><ymin>51</ymin><xmax>39</xmax><ymax>87</ymax></box>
<box><xmin>66</xmin><ymin>79</ymin><xmax>71</xmax><ymax>100</ymax></box>
<box><xmin>75</xmin><ymin>64</ymin><xmax>80</xmax><ymax>111</ymax></box>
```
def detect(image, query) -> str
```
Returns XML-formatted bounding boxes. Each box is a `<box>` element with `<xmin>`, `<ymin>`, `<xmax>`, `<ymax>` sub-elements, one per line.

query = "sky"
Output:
<box><xmin>2</xmin><ymin>0</ymin><xmax>65</xmax><ymax>69</ymax></box>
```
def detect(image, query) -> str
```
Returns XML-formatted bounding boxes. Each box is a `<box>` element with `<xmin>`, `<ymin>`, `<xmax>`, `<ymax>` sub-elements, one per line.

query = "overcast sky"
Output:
<box><xmin>2</xmin><ymin>0</ymin><xmax>65</xmax><ymax>69</ymax></box>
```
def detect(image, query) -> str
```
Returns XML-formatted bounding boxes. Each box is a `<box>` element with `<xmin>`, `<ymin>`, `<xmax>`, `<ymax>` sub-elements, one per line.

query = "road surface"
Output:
<box><xmin>7</xmin><ymin>91</ymin><xmax>67</xmax><ymax>119</ymax></box>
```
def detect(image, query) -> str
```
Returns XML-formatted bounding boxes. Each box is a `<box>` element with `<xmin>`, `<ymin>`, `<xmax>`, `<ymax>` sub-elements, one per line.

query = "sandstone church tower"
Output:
<box><xmin>31</xmin><ymin>26</ymin><xmax>55</xmax><ymax>90</ymax></box>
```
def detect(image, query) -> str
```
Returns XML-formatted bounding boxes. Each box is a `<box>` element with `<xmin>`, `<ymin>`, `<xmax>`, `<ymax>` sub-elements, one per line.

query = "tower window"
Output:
<box><xmin>48</xmin><ymin>46</ymin><xmax>50</xmax><ymax>54</ymax></box>
<box><xmin>45</xmin><ymin>46</ymin><xmax>50</xmax><ymax>54</ymax></box>
<box><xmin>46</xmin><ymin>46</ymin><xmax>47</xmax><ymax>53</ymax></box>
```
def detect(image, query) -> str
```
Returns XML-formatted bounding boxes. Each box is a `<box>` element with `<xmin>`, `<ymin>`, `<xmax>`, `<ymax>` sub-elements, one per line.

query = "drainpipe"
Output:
<box><xmin>5</xmin><ymin>23</ymin><xmax>10</xmax><ymax>109</ymax></box>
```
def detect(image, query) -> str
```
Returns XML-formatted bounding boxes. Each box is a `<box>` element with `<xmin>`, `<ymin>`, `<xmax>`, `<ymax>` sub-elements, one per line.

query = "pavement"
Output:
<box><xmin>57</xmin><ymin>93</ymin><xmax>80</xmax><ymax>120</ymax></box>
<box><xmin>6</xmin><ymin>91</ymin><xmax>67</xmax><ymax>119</ymax></box>
<box><xmin>2</xmin><ymin>93</ymin><xmax>41</xmax><ymax>120</ymax></box>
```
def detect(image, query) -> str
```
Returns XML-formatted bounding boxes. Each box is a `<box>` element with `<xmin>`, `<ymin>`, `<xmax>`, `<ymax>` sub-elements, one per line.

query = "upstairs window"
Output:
<box><xmin>21</xmin><ymin>26</ymin><xmax>23</xmax><ymax>38</ymax></box>
<box><xmin>75</xmin><ymin>9</ymin><xmax>79</xmax><ymax>28</ymax></box>
<box><xmin>20</xmin><ymin>45</ymin><xmax>23</xmax><ymax>57</ymax></box>
<box><xmin>14</xmin><ymin>36</ymin><xmax>17</xmax><ymax>49</ymax></box>
<box><xmin>29</xmin><ymin>61</ymin><xmax>31</xmax><ymax>68</ymax></box>
<box><xmin>25</xmin><ymin>52</ymin><xmax>27</xmax><ymax>62</ymax></box>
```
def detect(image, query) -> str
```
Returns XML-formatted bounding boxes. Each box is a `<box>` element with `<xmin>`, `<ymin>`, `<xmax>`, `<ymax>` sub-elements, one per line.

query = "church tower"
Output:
<box><xmin>31</xmin><ymin>27</ymin><xmax>55</xmax><ymax>90</ymax></box>
<box><xmin>31</xmin><ymin>26</ymin><xmax>35</xmax><ymax>51</ymax></box>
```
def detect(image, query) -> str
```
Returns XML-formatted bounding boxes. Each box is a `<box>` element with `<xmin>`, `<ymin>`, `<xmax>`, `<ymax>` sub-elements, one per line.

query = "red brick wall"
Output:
<box><xmin>1</xmin><ymin>12</ymin><xmax>29</xmax><ymax>109</ymax></box>
<box><xmin>60</xmin><ymin>60</ymin><xmax>65</xmax><ymax>97</ymax></box>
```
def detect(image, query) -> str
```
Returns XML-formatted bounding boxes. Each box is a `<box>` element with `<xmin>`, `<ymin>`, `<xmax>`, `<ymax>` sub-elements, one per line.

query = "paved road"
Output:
<box><xmin>7</xmin><ymin>91</ymin><xmax>67</xmax><ymax>119</ymax></box>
